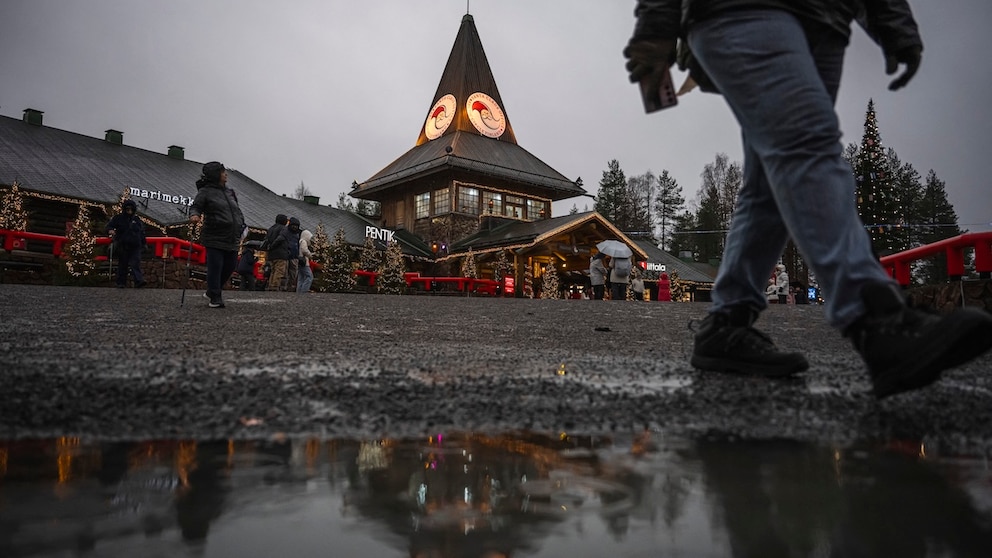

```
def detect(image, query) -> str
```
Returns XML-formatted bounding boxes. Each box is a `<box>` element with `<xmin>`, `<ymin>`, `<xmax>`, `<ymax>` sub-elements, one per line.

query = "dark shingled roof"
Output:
<box><xmin>631</xmin><ymin>239</ymin><xmax>716</xmax><ymax>284</ymax></box>
<box><xmin>0</xmin><ymin>113</ymin><xmax>432</xmax><ymax>257</ymax></box>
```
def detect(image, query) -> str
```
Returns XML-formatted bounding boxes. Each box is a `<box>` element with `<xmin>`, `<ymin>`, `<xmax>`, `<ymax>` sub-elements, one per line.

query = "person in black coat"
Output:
<box><xmin>105</xmin><ymin>199</ymin><xmax>147</xmax><ymax>288</ymax></box>
<box><xmin>236</xmin><ymin>245</ymin><xmax>258</xmax><ymax>291</ymax></box>
<box><xmin>262</xmin><ymin>214</ymin><xmax>289</xmax><ymax>291</ymax></box>
<box><xmin>189</xmin><ymin>162</ymin><xmax>246</xmax><ymax>308</ymax></box>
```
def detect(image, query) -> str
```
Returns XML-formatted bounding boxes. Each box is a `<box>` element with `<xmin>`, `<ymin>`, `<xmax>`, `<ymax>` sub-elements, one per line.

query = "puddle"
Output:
<box><xmin>1</xmin><ymin>432</ymin><xmax>990</xmax><ymax>557</ymax></box>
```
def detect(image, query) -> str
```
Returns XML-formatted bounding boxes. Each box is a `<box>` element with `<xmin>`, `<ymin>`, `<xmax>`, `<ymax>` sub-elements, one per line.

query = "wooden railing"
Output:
<box><xmin>879</xmin><ymin>232</ymin><xmax>992</xmax><ymax>286</ymax></box>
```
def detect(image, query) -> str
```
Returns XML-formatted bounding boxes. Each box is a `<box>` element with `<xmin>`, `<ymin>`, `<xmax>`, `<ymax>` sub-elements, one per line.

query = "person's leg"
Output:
<box><xmin>127</xmin><ymin>248</ymin><xmax>144</xmax><ymax>286</ymax></box>
<box><xmin>593</xmin><ymin>285</ymin><xmax>604</xmax><ymax>300</ymax></box>
<box><xmin>115</xmin><ymin>249</ymin><xmax>128</xmax><ymax>287</ymax></box>
<box><xmin>219</xmin><ymin>250</ymin><xmax>238</xmax><ymax>291</ymax></box>
<box><xmin>298</xmin><ymin>264</ymin><xmax>313</xmax><ymax>293</ymax></box>
<box><xmin>205</xmin><ymin>248</ymin><xmax>224</xmax><ymax>303</ymax></box>
<box><xmin>689</xmin><ymin>10</ymin><xmax>889</xmax><ymax>330</ymax></box>
<box><xmin>267</xmin><ymin>259</ymin><xmax>286</xmax><ymax>291</ymax></box>
<box><xmin>286</xmin><ymin>258</ymin><xmax>298</xmax><ymax>292</ymax></box>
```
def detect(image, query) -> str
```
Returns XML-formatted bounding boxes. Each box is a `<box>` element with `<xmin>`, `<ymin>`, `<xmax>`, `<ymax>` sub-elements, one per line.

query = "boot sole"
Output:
<box><xmin>690</xmin><ymin>354</ymin><xmax>809</xmax><ymax>377</ymax></box>
<box><xmin>873</xmin><ymin>308</ymin><xmax>992</xmax><ymax>398</ymax></box>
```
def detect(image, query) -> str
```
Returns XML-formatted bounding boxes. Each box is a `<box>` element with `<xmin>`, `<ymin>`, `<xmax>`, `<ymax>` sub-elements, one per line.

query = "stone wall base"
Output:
<box><xmin>906</xmin><ymin>280</ymin><xmax>992</xmax><ymax>314</ymax></box>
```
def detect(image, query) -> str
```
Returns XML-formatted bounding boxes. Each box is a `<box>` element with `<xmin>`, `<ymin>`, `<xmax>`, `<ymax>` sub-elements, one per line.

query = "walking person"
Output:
<box><xmin>589</xmin><ymin>253</ymin><xmax>608</xmax><ymax>300</ymax></box>
<box><xmin>775</xmin><ymin>264</ymin><xmax>789</xmax><ymax>304</ymax></box>
<box><xmin>262</xmin><ymin>214</ymin><xmax>288</xmax><ymax>291</ymax></box>
<box><xmin>236</xmin><ymin>243</ymin><xmax>258</xmax><ymax>291</ymax></box>
<box><xmin>283</xmin><ymin>217</ymin><xmax>302</xmax><ymax>292</ymax></box>
<box><xmin>608</xmin><ymin>254</ymin><xmax>632</xmax><ymax>301</ymax></box>
<box><xmin>625</xmin><ymin>0</ymin><xmax>992</xmax><ymax>397</ymax></box>
<box><xmin>189</xmin><ymin>161</ymin><xmax>246</xmax><ymax>308</ymax></box>
<box><xmin>631</xmin><ymin>268</ymin><xmax>646</xmax><ymax>301</ymax></box>
<box><xmin>105</xmin><ymin>199</ymin><xmax>146</xmax><ymax>288</ymax></box>
<box><xmin>297</xmin><ymin>228</ymin><xmax>314</xmax><ymax>294</ymax></box>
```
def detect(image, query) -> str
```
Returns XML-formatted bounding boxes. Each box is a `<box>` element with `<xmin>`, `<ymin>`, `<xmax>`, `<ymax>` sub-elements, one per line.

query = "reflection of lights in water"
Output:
<box><xmin>418</xmin><ymin>483</ymin><xmax>427</xmax><ymax>507</ymax></box>
<box><xmin>57</xmin><ymin>436</ymin><xmax>79</xmax><ymax>484</ymax></box>
<box><xmin>358</xmin><ymin>441</ymin><xmax>389</xmax><ymax>473</ymax></box>
<box><xmin>0</xmin><ymin>447</ymin><xmax>7</xmax><ymax>478</ymax></box>
<box><xmin>176</xmin><ymin>441</ymin><xmax>197</xmax><ymax>488</ymax></box>
<box><xmin>557</xmin><ymin>363</ymin><xmax>566</xmax><ymax>376</ymax></box>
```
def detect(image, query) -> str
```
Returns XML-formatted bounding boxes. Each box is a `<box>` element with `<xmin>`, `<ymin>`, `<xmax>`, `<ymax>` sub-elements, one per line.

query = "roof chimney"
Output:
<box><xmin>23</xmin><ymin>108</ymin><xmax>44</xmax><ymax>126</ymax></box>
<box><xmin>167</xmin><ymin>145</ymin><xmax>185</xmax><ymax>160</ymax></box>
<box><xmin>104</xmin><ymin>129</ymin><xmax>123</xmax><ymax>145</ymax></box>
<box><xmin>304</xmin><ymin>195</ymin><xmax>320</xmax><ymax>205</ymax></box>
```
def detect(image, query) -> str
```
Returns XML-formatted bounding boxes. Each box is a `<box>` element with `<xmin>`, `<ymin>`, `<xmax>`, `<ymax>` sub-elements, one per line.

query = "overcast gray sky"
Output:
<box><xmin>2</xmin><ymin>0</ymin><xmax>990</xmax><ymax>233</ymax></box>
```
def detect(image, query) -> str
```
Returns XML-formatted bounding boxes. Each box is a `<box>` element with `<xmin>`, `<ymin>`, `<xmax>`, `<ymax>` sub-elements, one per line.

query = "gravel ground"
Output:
<box><xmin>2</xmin><ymin>284</ymin><xmax>991</xmax><ymax>452</ymax></box>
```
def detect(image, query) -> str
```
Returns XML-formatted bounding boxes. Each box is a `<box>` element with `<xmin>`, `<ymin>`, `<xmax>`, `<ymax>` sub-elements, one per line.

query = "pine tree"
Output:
<box><xmin>916</xmin><ymin>170</ymin><xmax>961</xmax><ymax>283</ymax></box>
<box><xmin>626</xmin><ymin>171</ymin><xmax>655</xmax><ymax>233</ymax></box>
<box><xmin>377</xmin><ymin>240</ymin><xmax>407</xmax><ymax>294</ymax></box>
<box><xmin>358</xmin><ymin>235</ymin><xmax>381</xmax><ymax>272</ymax></box>
<box><xmin>540</xmin><ymin>262</ymin><xmax>560</xmax><ymax>299</ymax></box>
<box><xmin>64</xmin><ymin>206</ymin><xmax>97</xmax><ymax>277</ymax></box>
<box><xmin>460</xmin><ymin>248</ymin><xmax>478</xmax><ymax>278</ymax></box>
<box><xmin>886</xmin><ymin>148</ymin><xmax>923</xmax><ymax>253</ymax></box>
<box><xmin>595</xmin><ymin>159</ymin><xmax>627</xmax><ymax>226</ymax></box>
<box><xmin>653</xmin><ymin>170</ymin><xmax>684</xmax><ymax>251</ymax></box>
<box><xmin>0</xmin><ymin>180</ymin><xmax>29</xmax><ymax>231</ymax></box>
<box><xmin>324</xmin><ymin>227</ymin><xmax>355</xmax><ymax>293</ymax></box>
<box><xmin>309</xmin><ymin>223</ymin><xmax>332</xmax><ymax>291</ymax></box>
<box><xmin>854</xmin><ymin>99</ymin><xmax>901</xmax><ymax>255</ymax></box>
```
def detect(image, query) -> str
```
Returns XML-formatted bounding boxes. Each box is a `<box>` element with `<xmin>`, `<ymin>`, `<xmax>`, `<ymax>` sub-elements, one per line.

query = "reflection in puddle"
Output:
<box><xmin>1</xmin><ymin>432</ymin><xmax>991</xmax><ymax>557</ymax></box>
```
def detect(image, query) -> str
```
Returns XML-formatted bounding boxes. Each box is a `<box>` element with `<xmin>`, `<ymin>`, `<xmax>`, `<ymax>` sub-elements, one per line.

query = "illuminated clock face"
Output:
<box><xmin>424</xmin><ymin>94</ymin><xmax>456</xmax><ymax>140</ymax></box>
<box><xmin>466</xmin><ymin>92</ymin><xmax>506</xmax><ymax>138</ymax></box>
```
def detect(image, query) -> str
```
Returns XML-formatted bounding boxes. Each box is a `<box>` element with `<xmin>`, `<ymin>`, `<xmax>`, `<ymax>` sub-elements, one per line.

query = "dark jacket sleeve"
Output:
<box><xmin>632</xmin><ymin>0</ymin><xmax>683</xmax><ymax>41</ymax></box>
<box><xmin>859</xmin><ymin>0</ymin><xmax>922</xmax><ymax>55</ymax></box>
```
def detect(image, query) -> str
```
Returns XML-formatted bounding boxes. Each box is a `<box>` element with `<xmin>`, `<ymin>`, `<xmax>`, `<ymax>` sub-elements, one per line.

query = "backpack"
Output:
<box><xmin>613</xmin><ymin>258</ymin><xmax>631</xmax><ymax>279</ymax></box>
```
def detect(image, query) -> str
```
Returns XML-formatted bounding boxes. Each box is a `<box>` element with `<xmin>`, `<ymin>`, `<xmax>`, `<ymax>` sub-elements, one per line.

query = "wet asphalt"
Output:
<box><xmin>1</xmin><ymin>284</ymin><xmax>991</xmax><ymax>453</ymax></box>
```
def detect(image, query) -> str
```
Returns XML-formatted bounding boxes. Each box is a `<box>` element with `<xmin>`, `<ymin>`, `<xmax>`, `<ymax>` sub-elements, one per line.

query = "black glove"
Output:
<box><xmin>885</xmin><ymin>45</ymin><xmax>921</xmax><ymax>91</ymax></box>
<box><xmin>623</xmin><ymin>38</ymin><xmax>677</xmax><ymax>84</ymax></box>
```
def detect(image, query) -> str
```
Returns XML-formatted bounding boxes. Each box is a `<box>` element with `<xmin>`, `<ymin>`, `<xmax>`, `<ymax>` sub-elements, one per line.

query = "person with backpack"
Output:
<box><xmin>262</xmin><ymin>214</ymin><xmax>289</xmax><ymax>291</ymax></box>
<box><xmin>609</xmin><ymin>255</ymin><xmax>632</xmax><ymax>301</ymax></box>
<box><xmin>105</xmin><ymin>198</ymin><xmax>147</xmax><ymax>288</ymax></box>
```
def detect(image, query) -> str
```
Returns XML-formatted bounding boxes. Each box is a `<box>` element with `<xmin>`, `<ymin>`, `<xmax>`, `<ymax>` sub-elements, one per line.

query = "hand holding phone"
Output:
<box><xmin>639</xmin><ymin>68</ymin><xmax>678</xmax><ymax>113</ymax></box>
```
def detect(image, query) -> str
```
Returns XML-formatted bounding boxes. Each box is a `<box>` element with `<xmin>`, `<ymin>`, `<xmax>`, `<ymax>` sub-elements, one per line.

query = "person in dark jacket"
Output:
<box><xmin>235</xmin><ymin>245</ymin><xmax>257</xmax><ymax>291</ymax></box>
<box><xmin>283</xmin><ymin>217</ymin><xmax>302</xmax><ymax>292</ymax></box>
<box><xmin>625</xmin><ymin>0</ymin><xmax>992</xmax><ymax>397</ymax></box>
<box><xmin>189</xmin><ymin>161</ymin><xmax>246</xmax><ymax>308</ymax></box>
<box><xmin>263</xmin><ymin>214</ymin><xmax>289</xmax><ymax>291</ymax></box>
<box><xmin>105</xmin><ymin>198</ymin><xmax>147</xmax><ymax>288</ymax></box>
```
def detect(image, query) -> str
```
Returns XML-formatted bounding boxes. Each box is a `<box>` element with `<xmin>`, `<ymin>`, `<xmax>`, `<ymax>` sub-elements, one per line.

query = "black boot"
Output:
<box><xmin>690</xmin><ymin>305</ymin><xmax>809</xmax><ymax>377</ymax></box>
<box><xmin>845</xmin><ymin>282</ymin><xmax>992</xmax><ymax>398</ymax></box>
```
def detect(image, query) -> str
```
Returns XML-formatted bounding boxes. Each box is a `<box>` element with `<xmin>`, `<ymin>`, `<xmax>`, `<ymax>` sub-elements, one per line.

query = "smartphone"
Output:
<box><xmin>639</xmin><ymin>69</ymin><xmax>678</xmax><ymax>113</ymax></box>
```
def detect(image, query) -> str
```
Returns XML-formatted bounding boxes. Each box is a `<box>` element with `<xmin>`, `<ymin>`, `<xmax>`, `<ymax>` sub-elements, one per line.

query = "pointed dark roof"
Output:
<box><xmin>630</xmin><ymin>239</ymin><xmax>716</xmax><ymax>284</ymax></box>
<box><xmin>354</xmin><ymin>15</ymin><xmax>585</xmax><ymax>202</ymax></box>
<box><xmin>416</xmin><ymin>14</ymin><xmax>516</xmax><ymax>146</ymax></box>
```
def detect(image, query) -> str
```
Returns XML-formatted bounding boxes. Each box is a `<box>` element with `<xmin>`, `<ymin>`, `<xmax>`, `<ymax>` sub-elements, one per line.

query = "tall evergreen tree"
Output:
<box><xmin>669</xmin><ymin>210</ymin><xmax>697</xmax><ymax>260</ymax></box>
<box><xmin>595</xmin><ymin>159</ymin><xmax>627</xmax><ymax>226</ymax></box>
<box><xmin>853</xmin><ymin>99</ymin><xmax>901</xmax><ymax>255</ymax></box>
<box><xmin>886</xmin><ymin>148</ymin><xmax>923</xmax><ymax>252</ymax></box>
<box><xmin>460</xmin><ymin>248</ymin><xmax>478</xmax><ymax>278</ymax></box>
<box><xmin>309</xmin><ymin>223</ymin><xmax>331</xmax><ymax>291</ymax></box>
<box><xmin>916</xmin><ymin>170</ymin><xmax>961</xmax><ymax>283</ymax></box>
<box><xmin>653</xmin><ymin>170</ymin><xmax>685</xmax><ymax>251</ymax></box>
<box><xmin>540</xmin><ymin>262</ymin><xmax>560</xmax><ymax>299</ymax></box>
<box><xmin>626</xmin><ymin>171</ymin><xmax>655</xmax><ymax>233</ymax></box>
<box><xmin>358</xmin><ymin>235</ymin><xmax>381</xmax><ymax>272</ymax></box>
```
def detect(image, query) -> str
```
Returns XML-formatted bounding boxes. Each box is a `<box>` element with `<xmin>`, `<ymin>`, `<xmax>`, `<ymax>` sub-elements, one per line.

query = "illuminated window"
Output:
<box><xmin>505</xmin><ymin>195</ymin><xmax>524</xmax><ymax>219</ymax></box>
<box><xmin>415</xmin><ymin>192</ymin><xmax>430</xmax><ymax>219</ymax></box>
<box><xmin>527</xmin><ymin>199</ymin><xmax>548</xmax><ymax>220</ymax></box>
<box><xmin>433</xmin><ymin>188</ymin><xmax>450</xmax><ymax>215</ymax></box>
<box><xmin>458</xmin><ymin>186</ymin><xmax>480</xmax><ymax>215</ymax></box>
<box><xmin>482</xmin><ymin>191</ymin><xmax>502</xmax><ymax>215</ymax></box>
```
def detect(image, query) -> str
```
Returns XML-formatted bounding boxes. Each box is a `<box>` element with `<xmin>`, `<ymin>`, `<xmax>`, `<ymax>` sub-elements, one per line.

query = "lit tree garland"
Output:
<box><xmin>669</xmin><ymin>269</ymin><xmax>686</xmax><ymax>302</ymax></box>
<box><xmin>0</xmin><ymin>180</ymin><xmax>29</xmax><ymax>231</ymax></box>
<box><xmin>853</xmin><ymin>99</ymin><xmax>900</xmax><ymax>255</ymax></box>
<box><xmin>460</xmin><ymin>248</ymin><xmax>478</xmax><ymax>278</ymax></box>
<box><xmin>492</xmin><ymin>250</ymin><xmax>511</xmax><ymax>284</ymax></box>
<box><xmin>377</xmin><ymin>240</ymin><xmax>407</xmax><ymax>295</ymax></box>
<box><xmin>64</xmin><ymin>206</ymin><xmax>97</xmax><ymax>277</ymax></box>
<box><xmin>324</xmin><ymin>227</ymin><xmax>356</xmax><ymax>293</ymax></box>
<box><xmin>358</xmin><ymin>235</ymin><xmax>381</xmax><ymax>272</ymax></box>
<box><xmin>308</xmin><ymin>223</ymin><xmax>332</xmax><ymax>291</ymax></box>
<box><xmin>523</xmin><ymin>266</ymin><xmax>534</xmax><ymax>298</ymax></box>
<box><xmin>540</xmin><ymin>261</ymin><xmax>560</xmax><ymax>299</ymax></box>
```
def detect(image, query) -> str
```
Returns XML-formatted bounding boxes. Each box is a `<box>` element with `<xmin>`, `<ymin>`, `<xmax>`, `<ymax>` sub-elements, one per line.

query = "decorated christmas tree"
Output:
<box><xmin>460</xmin><ymin>248</ymin><xmax>478</xmax><ymax>278</ymax></box>
<box><xmin>308</xmin><ymin>223</ymin><xmax>331</xmax><ymax>291</ymax></box>
<box><xmin>492</xmin><ymin>250</ymin><xmax>511</xmax><ymax>284</ymax></box>
<box><xmin>540</xmin><ymin>262</ymin><xmax>560</xmax><ymax>299</ymax></box>
<box><xmin>853</xmin><ymin>99</ymin><xmax>901</xmax><ymax>255</ymax></box>
<box><xmin>669</xmin><ymin>269</ymin><xmax>685</xmax><ymax>302</ymax></box>
<box><xmin>64</xmin><ymin>206</ymin><xmax>97</xmax><ymax>277</ymax></box>
<box><xmin>358</xmin><ymin>235</ymin><xmax>381</xmax><ymax>272</ymax></box>
<box><xmin>0</xmin><ymin>180</ymin><xmax>29</xmax><ymax>231</ymax></box>
<box><xmin>323</xmin><ymin>227</ymin><xmax>356</xmax><ymax>293</ymax></box>
<box><xmin>377</xmin><ymin>240</ymin><xmax>407</xmax><ymax>295</ymax></box>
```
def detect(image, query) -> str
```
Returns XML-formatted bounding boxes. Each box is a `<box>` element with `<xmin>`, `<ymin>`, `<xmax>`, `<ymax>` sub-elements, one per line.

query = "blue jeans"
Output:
<box><xmin>205</xmin><ymin>248</ymin><xmax>238</xmax><ymax>301</ymax></box>
<box><xmin>297</xmin><ymin>262</ymin><xmax>313</xmax><ymax>293</ymax></box>
<box><xmin>688</xmin><ymin>10</ymin><xmax>893</xmax><ymax>329</ymax></box>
